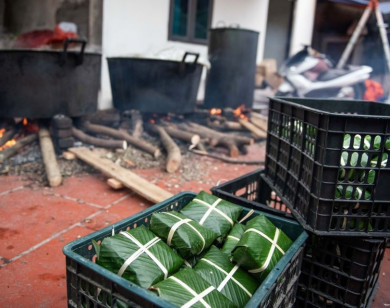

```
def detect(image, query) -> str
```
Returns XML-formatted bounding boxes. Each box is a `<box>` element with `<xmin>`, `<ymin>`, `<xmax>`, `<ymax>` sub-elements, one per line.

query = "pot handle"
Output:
<box><xmin>181</xmin><ymin>52</ymin><xmax>199</xmax><ymax>66</ymax></box>
<box><xmin>62</xmin><ymin>37</ymin><xmax>87</xmax><ymax>65</ymax></box>
<box><xmin>179</xmin><ymin>52</ymin><xmax>199</xmax><ymax>74</ymax></box>
<box><xmin>229</xmin><ymin>23</ymin><xmax>240</xmax><ymax>28</ymax></box>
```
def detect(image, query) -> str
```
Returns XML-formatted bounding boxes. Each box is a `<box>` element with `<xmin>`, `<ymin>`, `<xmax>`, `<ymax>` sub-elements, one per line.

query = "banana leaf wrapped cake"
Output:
<box><xmin>221</xmin><ymin>223</ymin><xmax>245</xmax><ymax>255</ymax></box>
<box><xmin>232</xmin><ymin>215</ymin><xmax>293</xmax><ymax>282</ymax></box>
<box><xmin>180</xmin><ymin>191</ymin><xmax>243</xmax><ymax>242</ymax></box>
<box><xmin>150</xmin><ymin>211</ymin><xmax>218</xmax><ymax>259</ymax></box>
<box><xmin>150</xmin><ymin>267</ymin><xmax>236</xmax><ymax>308</ymax></box>
<box><xmin>93</xmin><ymin>225</ymin><xmax>184</xmax><ymax>288</ymax></box>
<box><xmin>194</xmin><ymin>245</ymin><xmax>259</xmax><ymax>307</ymax></box>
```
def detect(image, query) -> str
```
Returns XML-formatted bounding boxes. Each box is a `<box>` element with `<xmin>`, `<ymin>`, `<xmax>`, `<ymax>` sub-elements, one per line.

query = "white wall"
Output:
<box><xmin>100</xmin><ymin>0</ymin><xmax>268</xmax><ymax>109</ymax></box>
<box><xmin>212</xmin><ymin>0</ymin><xmax>269</xmax><ymax>61</ymax></box>
<box><xmin>290</xmin><ymin>0</ymin><xmax>317</xmax><ymax>55</ymax></box>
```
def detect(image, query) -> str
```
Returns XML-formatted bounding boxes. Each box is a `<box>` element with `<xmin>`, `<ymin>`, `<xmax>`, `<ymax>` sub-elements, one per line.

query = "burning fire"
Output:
<box><xmin>210</xmin><ymin>108</ymin><xmax>222</xmax><ymax>116</ymax></box>
<box><xmin>234</xmin><ymin>105</ymin><xmax>248</xmax><ymax>121</ymax></box>
<box><xmin>22</xmin><ymin>118</ymin><xmax>39</xmax><ymax>134</ymax></box>
<box><xmin>0</xmin><ymin>118</ymin><xmax>38</xmax><ymax>152</ymax></box>
<box><xmin>0</xmin><ymin>128</ymin><xmax>17</xmax><ymax>151</ymax></box>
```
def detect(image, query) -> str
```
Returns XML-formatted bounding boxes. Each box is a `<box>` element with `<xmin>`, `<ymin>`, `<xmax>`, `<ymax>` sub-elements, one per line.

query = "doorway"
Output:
<box><xmin>263</xmin><ymin>0</ymin><xmax>295</xmax><ymax>68</ymax></box>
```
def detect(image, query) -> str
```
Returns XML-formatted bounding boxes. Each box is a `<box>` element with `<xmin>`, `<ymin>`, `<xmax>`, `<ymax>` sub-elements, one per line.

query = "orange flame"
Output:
<box><xmin>0</xmin><ymin>138</ymin><xmax>16</xmax><ymax>151</ymax></box>
<box><xmin>22</xmin><ymin>118</ymin><xmax>28</xmax><ymax>126</ymax></box>
<box><xmin>239</xmin><ymin>114</ymin><xmax>249</xmax><ymax>121</ymax></box>
<box><xmin>210</xmin><ymin>108</ymin><xmax>222</xmax><ymax>115</ymax></box>
<box><xmin>0</xmin><ymin>128</ymin><xmax>15</xmax><ymax>151</ymax></box>
<box><xmin>233</xmin><ymin>105</ymin><xmax>246</xmax><ymax>117</ymax></box>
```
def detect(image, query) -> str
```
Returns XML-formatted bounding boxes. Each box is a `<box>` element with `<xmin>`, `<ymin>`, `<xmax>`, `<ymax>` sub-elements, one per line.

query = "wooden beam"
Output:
<box><xmin>39</xmin><ymin>127</ymin><xmax>62</xmax><ymax>187</ymax></box>
<box><xmin>68</xmin><ymin>147</ymin><xmax>173</xmax><ymax>203</ymax></box>
<box><xmin>238</xmin><ymin>119</ymin><xmax>267</xmax><ymax>139</ymax></box>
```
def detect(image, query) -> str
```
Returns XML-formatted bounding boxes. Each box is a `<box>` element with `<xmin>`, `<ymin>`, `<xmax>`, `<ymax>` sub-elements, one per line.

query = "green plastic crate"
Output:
<box><xmin>63</xmin><ymin>192</ymin><xmax>308</xmax><ymax>308</ymax></box>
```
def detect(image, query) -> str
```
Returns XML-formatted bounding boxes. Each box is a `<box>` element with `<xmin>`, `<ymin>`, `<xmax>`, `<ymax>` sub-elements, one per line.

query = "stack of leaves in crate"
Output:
<box><xmin>92</xmin><ymin>191</ymin><xmax>294</xmax><ymax>307</ymax></box>
<box><xmin>92</xmin><ymin>225</ymin><xmax>184</xmax><ymax>288</ymax></box>
<box><xmin>334</xmin><ymin>134</ymin><xmax>390</xmax><ymax>230</ymax></box>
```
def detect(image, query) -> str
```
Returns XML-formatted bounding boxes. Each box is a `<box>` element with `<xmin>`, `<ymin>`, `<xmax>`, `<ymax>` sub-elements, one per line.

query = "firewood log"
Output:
<box><xmin>80</xmin><ymin>121</ymin><xmax>160</xmax><ymax>158</ymax></box>
<box><xmin>0</xmin><ymin>127</ymin><xmax>17</xmax><ymax>148</ymax></box>
<box><xmin>130</xmin><ymin>110</ymin><xmax>144</xmax><ymax>138</ymax></box>
<box><xmin>72</xmin><ymin>127</ymin><xmax>127</xmax><ymax>149</ymax></box>
<box><xmin>0</xmin><ymin>134</ymin><xmax>37</xmax><ymax>163</ymax></box>
<box><xmin>238</xmin><ymin>119</ymin><xmax>267</xmax><ymax>139</ymax></box>
<box><xmin>161</xmin><ymin>124</ymin><xmax>200</xmax><ymax>146</ymax></box>
<box><xmin>207</xmin><ymin>119</ymin><xmax>244</xmax><ymax>131</ymax></box>
<box><xmin>39</xmin><ymin>127</ymin><xmax>62</xmax><ymax>187</ymax></box>
<box><xmin>149</xmin><ymin>124</ymin><xmax>181</xmax><ymax>173</ymax></box>
<box><xmin>249</xmin><ymin>117</ymin><xmax>268</xmax><ymax>133</ymax></box>
<box><xmin>186</xmin><ymin>122</ymin><xmax>253</xmax><ymax>146</ymax></box>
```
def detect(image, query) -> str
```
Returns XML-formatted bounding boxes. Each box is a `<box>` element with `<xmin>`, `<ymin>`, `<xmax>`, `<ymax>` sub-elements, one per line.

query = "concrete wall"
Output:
<box><xmin>100</xmin><ymin>0</ymin><xmax>268</xmax><ymax>109</ymax></box>
<box><xmin>290</xmin><ymin>0</ymin><xmax>316</xmax><ymax>55</ymax></box>
<box><xmin>3</xmin><ymin>0</ymin><xmax>61</xmax><ymax>33</ymax></box>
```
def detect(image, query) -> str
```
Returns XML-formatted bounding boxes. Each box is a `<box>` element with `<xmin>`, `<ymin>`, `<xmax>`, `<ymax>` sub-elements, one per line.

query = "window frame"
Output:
<box><xmin>168</xmin><ymin>0</ymin><xmax>213</xmax><ymax>45</ymax></box>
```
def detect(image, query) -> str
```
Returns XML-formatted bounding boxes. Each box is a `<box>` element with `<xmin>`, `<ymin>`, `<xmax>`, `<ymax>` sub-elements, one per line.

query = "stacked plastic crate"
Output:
<box><xmin>212</xmin><ymin>97</ymin><xmax>390</xmax><ymax>307</ymax></box>
<box><xmin>63</xmin><ymin>192</ymin><xmax>308</xmax><ymax>308</ymax></box>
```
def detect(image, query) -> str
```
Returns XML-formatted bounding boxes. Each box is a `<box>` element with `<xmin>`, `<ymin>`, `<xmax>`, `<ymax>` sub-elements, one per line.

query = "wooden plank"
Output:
<box><xmin>39</xmin><ymin>128</ymin><xmax>62</xmax><ymax>187</ymax></box>
<box><xmin>69</xmin><ymin>147</ymin><xmax>173</xmax><ymax>204</ymax></box>
<box><xmin>107</xmin><ymin>178</ymin><xmax>124</xmax><ymax>190</ymax></box>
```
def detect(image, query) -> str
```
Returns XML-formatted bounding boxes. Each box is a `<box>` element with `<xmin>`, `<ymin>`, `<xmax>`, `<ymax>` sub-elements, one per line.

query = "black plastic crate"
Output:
<box><xmin>294</xmin><ymin>281</ymin><xmax>379</xmax><ymax>308</ymax></box>
<box><xmin>211</xmin><ymin>171</ymin><xmax>387</xmax><ymax>307</ymax></box>
<box><xmin>295</xmin><ymin>236</ymin><xmax>386</xmax><ymax>308</ymax></box>
<box><xmin>210</xmin><ymin>168</ymin><xmax>292</xmax><ymax>217</ymax></box>
<box><xmin>63</xmin><ymin>192</ymin><xmax>308</xmax><ymax>308</ymax></box>
<box><xmin>264</xmin><ymin>97</ymin><xmax>390</xmax><ymax>236</ymax></box>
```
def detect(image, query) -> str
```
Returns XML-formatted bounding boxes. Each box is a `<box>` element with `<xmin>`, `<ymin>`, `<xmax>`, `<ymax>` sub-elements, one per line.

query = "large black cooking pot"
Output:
<box><xmin>107</xmin><ymin>52</ymin><xmax>203</xmax><ymax>114</ymax></box>
<box><xmin>0</xmin><ymin>38</ymin><xmax>101</xmax><ymax>118</ymax></box>
<box><xmin>204</xmin><ymin>27</ymin><xmax>259</xmax><ymax>109</ymax></box>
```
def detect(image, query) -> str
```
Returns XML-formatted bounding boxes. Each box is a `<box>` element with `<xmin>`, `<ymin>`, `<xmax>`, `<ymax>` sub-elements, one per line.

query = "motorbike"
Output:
<box><xmin>276</xmin><ymin>46</ymin><xmax>373</xmax><ymax>99</ymax></box>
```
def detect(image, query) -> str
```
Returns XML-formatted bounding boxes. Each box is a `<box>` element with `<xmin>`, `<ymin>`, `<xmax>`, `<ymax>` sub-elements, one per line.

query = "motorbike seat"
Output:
<box><xmin>317</xmin><ymin>66</ymin><xmax>362</xmax><ymax>81</ymax></box>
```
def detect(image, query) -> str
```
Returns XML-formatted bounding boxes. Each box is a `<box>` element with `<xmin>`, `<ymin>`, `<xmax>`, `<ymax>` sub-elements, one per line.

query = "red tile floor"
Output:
<box><xmin>0</xmin><ymin>143</ymin><xmax>389</xmax><ymax>307</ymax></box>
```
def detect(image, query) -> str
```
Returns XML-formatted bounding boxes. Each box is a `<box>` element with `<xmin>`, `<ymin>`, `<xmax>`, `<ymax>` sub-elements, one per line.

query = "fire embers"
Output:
<box><xmin>0</xmin><ymin>118</ymin><xmax>39</xmax><ymax>167</ymax></box>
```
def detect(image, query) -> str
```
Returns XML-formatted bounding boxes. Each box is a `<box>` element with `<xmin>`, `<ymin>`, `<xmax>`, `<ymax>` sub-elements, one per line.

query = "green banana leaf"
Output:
<box><xmin>182</xmin><ymin>249</ymin><xmax>208</xmax><ymax>269</ymax></box>
<box><xmin>221</xmin><ymin>223</ymin><xmax>245</xmax><ymax>255</ymax></box>
<box><xmin>180</xmin><ymin>191</ymin><xmax>242</xmax><ymax>242</ymax></box>
<box><xmin>93</xmin><ymin>225</ymin><xmax>184</xmax><ymax>288</ymax></box>
<box><xmin>194</xmin><ymin>246</ymin><xmax>259</xmax><ymax>307</ymax></box>
<box><xmin>385</xmin><ymin>137</ymin><xmax>390</xmax><ymax>151</ymax></box>
<box><xmin>331</xmin><ymin>204</ymin><xmax>373</xmax><ymax>231</ymax></box>
<box><xmin>150</xmin><ymin>211</ymin><xmax>218</xmax><ymax>259</ymax></box>
<box><xmin>335</xmin><ymin>185</ymin><xmax>372</xmax><ymax>200</ymax></box>
<box><xmin>343</xmin><ymin>134</ymin><xmax>371</xmax><ymax>150</ymax></box>
<box><xmin>374</xmin><ymin>135</ymin><xmax>382</xmax><ymax>149</ymax></box>
<box><xmin>232</xmin><ymin>215</ymin><xmax>293</xmax><ymax>282</ymax></box>
<box><xmin>150</xmin><ymin>267</ymin><xmax>236</xmax><ymax>308</ymax></box>
<box><xmin>370</xmin><ymin>153</ymin><xmax>388</xmax><ymax>167</ymax></box>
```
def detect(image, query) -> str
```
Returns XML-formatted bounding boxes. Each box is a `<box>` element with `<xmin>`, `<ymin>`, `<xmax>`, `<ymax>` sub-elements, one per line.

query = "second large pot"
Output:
<box><xmin>107</xmin><ymin>52</ymin><xmax>203</xmax><ymax>114</ymax></box>
<box><xmin>204</xmin><ymin>27</ymin><xmax>259</xmax><ymax>109</ymax></box>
